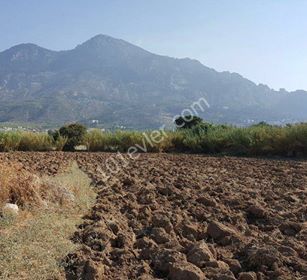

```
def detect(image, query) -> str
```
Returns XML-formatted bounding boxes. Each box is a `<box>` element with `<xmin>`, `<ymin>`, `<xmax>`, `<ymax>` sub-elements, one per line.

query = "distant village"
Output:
<box><xmin>0</xmin><ymin>126</ymin><xmax>45</xmax><ymax>133</ymax></box>
<box><xmin>0</xmin><ymin>120</ymin><xmax>125</xmax><ymax>133</ymax></box>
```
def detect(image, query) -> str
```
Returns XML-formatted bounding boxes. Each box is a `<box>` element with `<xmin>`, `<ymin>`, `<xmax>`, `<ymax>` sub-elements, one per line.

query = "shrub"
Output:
<box><xmin>162</xmin><ymin>131</ymin><xmax>189</xmax><ymax>152</ymax></box>
<box><xmin>285</xmin><ymin>123</ymin><xmax>307</xmax><ymax>156</ymax></box>
<box><xmin>85</xmin><ymin>129</ymin><xmax>113</xmax><ymax>152</ymax></box>
<box><xmin>18</xmin><ymin>132</ymin><xmax>53</xmax><ymax>151</ymax></box>
<box><xmin>221</xmin><ymin>128</ymin><xmax>252</xmax><ymax>155</ymax></box>
<box><xmin>0</xmin><ymin>132</ymin><xmax>21</xmax><ymax>152</ymax></box>
<box><xmin>174</xmin><ymin>115</ymin><xmax>204</xmax><ymax>129</ymax></box>
<box><xmin>59</xmin><ymin>123</ymin><xmax>87</xmax><ymax>151</ymax></box>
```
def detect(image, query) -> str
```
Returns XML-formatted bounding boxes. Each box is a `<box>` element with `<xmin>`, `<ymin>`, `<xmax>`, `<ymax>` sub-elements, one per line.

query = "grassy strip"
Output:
<box><xmin>0</xmin><ymin>131</ymin><xmax>66</xmax><ymax>152</ymax></box>
<box><xmin>85</xmin><ymin>123</ymin><xmax>307</xmax><ymax>156</ymax></box>
<box><xmin>1</xmin><ymin>123</ymin><xmax>307</xmax><ymax>156</ymax></box>
<box><xmin>0</xmin><ymin>163</ymin><xmax>96</xmax><ymax>280</ymax></box>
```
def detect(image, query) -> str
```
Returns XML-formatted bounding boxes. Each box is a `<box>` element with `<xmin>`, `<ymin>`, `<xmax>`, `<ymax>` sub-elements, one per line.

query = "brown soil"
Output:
<box><xmin>0</xmin><ymin>152</ymin><xmax>306</xmax><ymax>280</ymax></box>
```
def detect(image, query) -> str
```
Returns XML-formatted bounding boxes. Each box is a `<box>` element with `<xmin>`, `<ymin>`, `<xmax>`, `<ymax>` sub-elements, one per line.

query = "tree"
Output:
<box><xmin>59</xmin><ymin>123</ymin><xmax>87</xmax><ymax>151</ymax></box>
<box><xmin>174</xmin><ymin>115</ymin><xmax>203</xmax><ymax>130</ymax></box>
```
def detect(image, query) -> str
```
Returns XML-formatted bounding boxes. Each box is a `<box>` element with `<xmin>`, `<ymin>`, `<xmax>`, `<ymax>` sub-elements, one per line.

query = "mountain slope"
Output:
<box><xmin>0</xmin><ymin>34</ymin><xmax>306</xmax><ymax>128</ymax></box>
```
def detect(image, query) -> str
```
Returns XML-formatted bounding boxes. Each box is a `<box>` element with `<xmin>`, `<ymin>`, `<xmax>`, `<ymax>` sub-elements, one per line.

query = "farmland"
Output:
<box><xmin>0</xmin><ymin>152</ymin><xmax>306</xmax><ymax>279</ymax></box>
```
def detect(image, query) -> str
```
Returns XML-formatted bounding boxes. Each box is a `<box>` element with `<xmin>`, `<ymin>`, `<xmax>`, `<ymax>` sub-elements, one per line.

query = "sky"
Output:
<box><xmin>0</xmin><ymin>0</ymin><xmax>306</xmax><ymax>91</ymax></box>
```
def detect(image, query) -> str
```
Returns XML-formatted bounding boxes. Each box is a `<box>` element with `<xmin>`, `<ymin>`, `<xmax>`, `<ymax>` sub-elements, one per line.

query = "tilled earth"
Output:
<box><xmin>0</xmin><ymin>152</ymin><xmax>306</xmax><ymax>280</ymax></box>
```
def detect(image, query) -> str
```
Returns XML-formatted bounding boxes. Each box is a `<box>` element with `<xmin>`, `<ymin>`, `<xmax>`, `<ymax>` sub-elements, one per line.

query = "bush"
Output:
<box><xmin>161</xmin><ymin>131</ymin><xmax>189</xmax><ymax>152</ymax></box>
<box><xmin>174</xmin><ymin>115</ymin><xmax>204</xmax><ymax>130</ymax></box>
<box><xmin>85</xmin><ymin>129</ymin><xmax>113</xmax><ymax>152</ymax></box>
<box><xmin>18</xmin><ymin>132</ymin><xmax>53</xmax><ymax>151</ymax></box>
<box><xmin>59</xmin><ymin>123</ymin><xmax>87</xmax><ymax>151</ymax></box>
<box><xmin>85</xmin><ymin>130</ymin><xmax>159</xmax><ymax>152</ymax></box>
<box><xmin>0</xmin><ymin>132</ymin><xmax>21</xmax><ymax>152</ymax></box>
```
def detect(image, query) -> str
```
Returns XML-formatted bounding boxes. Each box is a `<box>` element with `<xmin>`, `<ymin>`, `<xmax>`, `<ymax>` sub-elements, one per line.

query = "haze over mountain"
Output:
<box><xmin>0</xmin><ymin>34</ymin><xmax>307</xmax><ymax>129</ymax></box>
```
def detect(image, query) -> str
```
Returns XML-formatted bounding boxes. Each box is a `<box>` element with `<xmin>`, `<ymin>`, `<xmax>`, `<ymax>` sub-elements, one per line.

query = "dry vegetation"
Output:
<box><xmin>0</xmin><ymin>162</ymin><xmax>96</xmax><ymax>280</ymax></box>
<box><xmin>0</xmin><ymin>162</ymin><xmax>46</xmax><ymax>208</ymax></box>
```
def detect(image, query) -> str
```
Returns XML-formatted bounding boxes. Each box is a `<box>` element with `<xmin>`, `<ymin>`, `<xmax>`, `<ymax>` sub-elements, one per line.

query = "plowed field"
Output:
<box><xmin>1</xmin><ymin>152</ymin><xmax>306</xmax><ymax>280</ymax></box>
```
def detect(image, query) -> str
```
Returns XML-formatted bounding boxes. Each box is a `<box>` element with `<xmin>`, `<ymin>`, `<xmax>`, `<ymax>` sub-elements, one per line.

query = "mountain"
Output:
<box><xmin>0</xmin><ymin>34</ymin><xmax>307</xmax><ymax>129</ymax></box>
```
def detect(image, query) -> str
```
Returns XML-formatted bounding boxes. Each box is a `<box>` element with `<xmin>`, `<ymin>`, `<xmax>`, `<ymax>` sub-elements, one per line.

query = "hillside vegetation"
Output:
<box><xmin>0</xmin><ymin>122</ymin><xmax>307</xmax><ymax>157</ymax></box>
<box><xmin>1</xmin><ymin>35</ymin><xmax>307</xmax><ymax>127</ymax></box>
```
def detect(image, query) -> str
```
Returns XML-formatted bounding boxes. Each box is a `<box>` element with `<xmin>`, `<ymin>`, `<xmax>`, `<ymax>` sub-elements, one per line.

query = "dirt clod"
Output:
<box><xmin>187</xmin><ymin>241</ymin><xmax>215</xmax><ymax>268</ymax></box>
<box><xmin>169</xmin><ymin>261</ymin><xmax>206</xmax><ymax>280</ymax></box>
<box><xmin>238</xmin><ymin>272</ymin><xmax>257</xmax><ymax>280</ymax></box>
<box><xmin>207</xmin><ymin>221</ymin><xmax>242</xmax><ymax>245</ymax></box>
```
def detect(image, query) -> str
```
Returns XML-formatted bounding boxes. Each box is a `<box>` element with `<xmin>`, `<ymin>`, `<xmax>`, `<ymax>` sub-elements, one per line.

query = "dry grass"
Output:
<box><xmin>0</xmin><ymin>163</ymin><xmax>96</xmax><ymax>280</ymax></box>
<box><xmin>0</xmin><ymin>163</ymin><xmax>41</xmax><ymax>208</ymax></box>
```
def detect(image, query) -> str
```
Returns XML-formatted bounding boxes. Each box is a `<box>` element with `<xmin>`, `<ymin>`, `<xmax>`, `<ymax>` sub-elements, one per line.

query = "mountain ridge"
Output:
<box><xmin>0</xmin><ymin>34</ymin><xmax>306</xmax><ymax>128</ymax></box>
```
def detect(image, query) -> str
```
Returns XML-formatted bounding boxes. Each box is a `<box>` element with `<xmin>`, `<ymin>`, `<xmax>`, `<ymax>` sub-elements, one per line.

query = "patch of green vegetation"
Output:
<box><xmin>0</xmin><ymin>120</ymin><xmax>307</xmax><ymax>157</ymax></box>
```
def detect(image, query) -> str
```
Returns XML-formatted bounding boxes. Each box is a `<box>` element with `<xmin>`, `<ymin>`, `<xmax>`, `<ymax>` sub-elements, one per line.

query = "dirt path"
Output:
<box><xmin>1</xmin><ymin>153</ymin><xmax>306</xmax><ymax>279</ymax></box>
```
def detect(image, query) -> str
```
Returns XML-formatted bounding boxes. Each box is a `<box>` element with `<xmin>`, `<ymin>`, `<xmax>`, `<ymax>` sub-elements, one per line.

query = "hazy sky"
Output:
<box><xmin>1</xmin><ymin>0</ymin><xmax>306</xmax><ymax>91</ymax></box>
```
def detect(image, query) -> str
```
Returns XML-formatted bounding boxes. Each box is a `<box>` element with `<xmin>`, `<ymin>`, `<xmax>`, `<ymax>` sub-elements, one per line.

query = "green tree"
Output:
<box><xmin>59</xmin><ymin>123</ymin><xmax>87</xmax><ymax>151</ymax></box>
<box><xmin>175</xmin><ymin>115</ymin><xmax>203</xmax><ymax>130</ymax></box>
